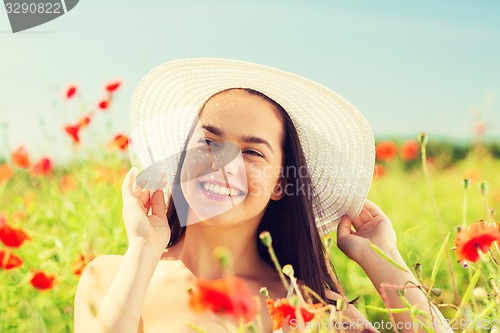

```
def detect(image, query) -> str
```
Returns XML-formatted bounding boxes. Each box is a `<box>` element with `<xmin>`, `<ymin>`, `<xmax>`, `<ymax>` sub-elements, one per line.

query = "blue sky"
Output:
<box><xmin>0</xmin><ymin>0</ymin><xmax>499</xmax><ymax>162</ymax></box>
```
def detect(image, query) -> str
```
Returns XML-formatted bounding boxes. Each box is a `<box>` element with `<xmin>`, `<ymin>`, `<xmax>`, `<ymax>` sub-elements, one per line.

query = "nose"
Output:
<box><xmin>221</xmin><ymin>156</ymin><xmax>239</xmax><ymax>176</ymax></box>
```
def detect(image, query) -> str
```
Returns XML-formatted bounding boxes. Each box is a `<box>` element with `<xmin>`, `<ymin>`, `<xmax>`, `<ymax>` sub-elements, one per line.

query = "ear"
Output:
<box><xmin>270</xmin><ymin>177</ymin><xmax>287</xmax><ymax>201</ymax></box>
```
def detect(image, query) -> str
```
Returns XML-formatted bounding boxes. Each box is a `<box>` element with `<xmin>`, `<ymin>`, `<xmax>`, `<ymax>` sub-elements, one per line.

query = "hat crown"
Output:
<box><xmin>129</xmin><ymin>58</ymin><xmax>375</xmax><ymax>235</ymax></box>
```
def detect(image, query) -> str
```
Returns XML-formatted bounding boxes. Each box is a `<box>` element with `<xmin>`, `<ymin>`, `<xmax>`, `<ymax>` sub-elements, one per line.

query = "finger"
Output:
<box><xmin>132</xmin><ymin>180</ymin><xmax>146</xmax><ymax>199</ymax></box>
<box><xmin>122</xmin><ymin>167</ymin><xmax>139</xmax><ymax>203</ymax></box>
<box><xmin>363</xmin><ymin>199</ymin><xmax>384</xmax><ymax>216</ymax></box>
<box><xmin>138</xmin><ymin>189</ymin><xmax>151</xmax><ymax>206</ymax></box>
<box><xmin>351</xmin><ymin>207</ymin><xmax>374</xmax><ymax>229</ymax></box>
<box><xmin>337</xmin><ymin>215</ymin><xmax>353</xmax><ymax>240</ymax></box>
<box><xmin>150</xmin><ymin>190</ymin><xmax>167</xmax><ymax>219</ymax></box>
<box><xmin>144</xmin><ymin>199</ymin><xmax>151</xmax><ymax>214</ymax></box>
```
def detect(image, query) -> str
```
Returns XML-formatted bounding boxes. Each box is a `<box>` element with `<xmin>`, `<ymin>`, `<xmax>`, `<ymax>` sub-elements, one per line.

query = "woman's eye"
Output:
<box><xmin>198</xmin><ymin>138</ymin><xmax>218</xmax><ymax>147</ymax></box>
<box><xmin>243</xmin><ymin>149</ymin><xmax>264</xmax><ymax>158</ymax></box>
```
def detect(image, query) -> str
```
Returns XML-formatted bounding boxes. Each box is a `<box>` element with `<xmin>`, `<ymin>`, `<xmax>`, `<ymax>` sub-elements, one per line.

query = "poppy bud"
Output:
<box><xmin>282</xmin><ymin>264</ymin><xmax>294</xmax><ymax>278</ymax></box>
<box><xmin>414</xmin><ymin>263</ymin><xmax>422</xmax><ymax>275</ymax></box>
<box><xmin>259</xmin><ymin>231</ymin><xmax>272</xmax><ymax>247</ymax></box>
<box><xmin>417</xmin><ymin>132</ymin><xmax>428</xmax><ymax>146</ymax></box>
<box><xmin>431</xmin><ymin>288</ymin><xmax>442</xmax><ymax>297</ymax></box>
<box><xmin>472</xmin><ymin>287</ymin><xmax>488</xmax><ymax>300</ymax></box>
<box><xmin>480</xmin><ymin>181</ymin><xmax>488</xmax><ymax>196</ymax></box>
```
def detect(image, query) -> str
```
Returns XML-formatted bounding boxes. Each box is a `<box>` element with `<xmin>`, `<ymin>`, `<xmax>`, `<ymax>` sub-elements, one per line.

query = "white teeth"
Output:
<box><xmin>202</xmin><ymin>182</ymin><xmax>240</xmax><ymax>196</ymax></box>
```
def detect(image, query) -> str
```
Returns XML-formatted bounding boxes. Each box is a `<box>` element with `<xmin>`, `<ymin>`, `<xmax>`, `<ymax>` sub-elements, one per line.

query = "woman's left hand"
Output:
<box><xmin>337</xmin><ymin>199</ymin><xmax>397</xmax><ymax>265</ymax></box>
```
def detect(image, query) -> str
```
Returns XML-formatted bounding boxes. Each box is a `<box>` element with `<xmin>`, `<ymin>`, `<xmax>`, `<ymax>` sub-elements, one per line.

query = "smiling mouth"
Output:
<box><xmin>199</xmin><ymin>181</ymin><xmax>245</xmax><ymax>197</ymax></box>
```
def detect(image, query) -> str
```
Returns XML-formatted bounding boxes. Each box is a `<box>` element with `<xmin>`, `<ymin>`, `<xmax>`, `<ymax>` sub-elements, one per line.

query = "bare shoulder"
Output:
<box><xmin>76</xmin><ymin>255</ymin><xmax>123</xmax><ymax>294</ymax></box>
<box><xmin>74</xmin><ymin>255</ymin><xmax>124</xmax><ymax>330</ymax></box>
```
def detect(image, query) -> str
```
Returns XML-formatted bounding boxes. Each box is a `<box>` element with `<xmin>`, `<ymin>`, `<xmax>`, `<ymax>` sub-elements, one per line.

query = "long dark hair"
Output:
<box><xmin>166</xmin><ymin>88</ymin><xmax>340</xmax><ymax>302</ymax></box>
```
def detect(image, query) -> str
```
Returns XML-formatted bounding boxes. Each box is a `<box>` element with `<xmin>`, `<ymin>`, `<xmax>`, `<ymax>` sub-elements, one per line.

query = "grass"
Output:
<box><xmin>331</xmin><ymin>152</ymin><xmax>500</xmax><ymax>326</ymax></box>
<box><xmin>1</xmin><ymin>149</ymin><xmax>499</xmax><ymax>332</ymax></box>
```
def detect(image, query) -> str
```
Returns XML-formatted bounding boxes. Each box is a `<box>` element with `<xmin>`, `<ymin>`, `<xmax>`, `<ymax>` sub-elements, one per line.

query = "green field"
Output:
<box><xmin>1</xmin><ymin>147</ymin><xmax>499</xmax><ymax>332</ymax></box>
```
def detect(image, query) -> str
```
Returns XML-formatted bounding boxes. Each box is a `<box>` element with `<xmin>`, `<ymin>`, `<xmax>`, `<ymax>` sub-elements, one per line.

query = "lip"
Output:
<box><xmin>198</xmin><ymin>181</ymin><xmax>246</xmax><ymax>201</ymax></box>
<box><xmin>197</xmin><ymin>177</ymin><xmax>247</xmax><ymax>194</ymax></box>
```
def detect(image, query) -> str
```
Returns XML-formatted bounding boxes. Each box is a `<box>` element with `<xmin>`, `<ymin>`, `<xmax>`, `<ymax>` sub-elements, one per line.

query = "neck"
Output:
<box><xmin>171</xmin><ymin>215</ymin><xmax>273</xmax><ymax>280</ymax></box>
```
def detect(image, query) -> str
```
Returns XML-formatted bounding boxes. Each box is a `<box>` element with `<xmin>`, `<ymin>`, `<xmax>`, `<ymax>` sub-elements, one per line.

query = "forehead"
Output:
<box><xmin>197</xmin><ymin>89</ymin><xmax>284</xmax><ymax>142</ymax></box>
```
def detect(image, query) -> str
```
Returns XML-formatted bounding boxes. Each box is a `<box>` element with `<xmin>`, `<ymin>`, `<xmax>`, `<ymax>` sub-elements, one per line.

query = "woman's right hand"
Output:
<box><xmin>121</xmin><ymin>167</ymin><xmax>171</xmax><ymax>256</ymax></box>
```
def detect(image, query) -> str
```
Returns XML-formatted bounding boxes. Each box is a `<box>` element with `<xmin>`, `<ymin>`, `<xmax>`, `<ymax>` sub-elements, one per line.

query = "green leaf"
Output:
<box><xmin>368</xmin><ymin>241</ymin><xmax>409</xmax><ymax>272</ymax></box>
<box><xmin>429</xmin><ymin>232</ymin><xmax>450</xmax><ymax>289</ymax></box>
<box><xmin>453</xmin><ymin>267</ymin><xmax>481</xmax><ymax>321</ymax></box>
<box><xmin>363</xmin><ymin>305</ymin><xmax>409</xmax><ymax>314</ymax></box>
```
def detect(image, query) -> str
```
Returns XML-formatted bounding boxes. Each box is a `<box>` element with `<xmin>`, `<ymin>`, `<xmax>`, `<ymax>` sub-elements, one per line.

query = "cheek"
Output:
<box><xmin>245</xmin><ymin>163</ymin><xmax>281</xmax><ymax>198</ymax></box>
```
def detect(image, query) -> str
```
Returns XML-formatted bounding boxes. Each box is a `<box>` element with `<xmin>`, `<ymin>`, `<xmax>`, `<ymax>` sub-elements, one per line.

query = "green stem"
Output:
<box><xmin>466</xmin><ymin>268</ymin><xmax>478</xmax><ymax>316</ymax></box>
<box><xmin>267</xmin><ymin>245</ymin><xmax>290</xmax><ymax>291</ymax></box>
<box><xmin>462</xmin><ymin>181</ymin><xmax>468</xmax><ymax>229</ymax></box>
<box><xmin>453</xmin><ymin>267</ymin><xmax>481</xmax><ymax>321</ymax></box>
<box><xmin>420</xmin><ymin>138</ymin><xmax>461</xmax><ymax>305</ymax></box>
<box><xmin>461</xmin><ymin>300</ymin><xmax>497</xmax><ymax>333</ymax></box>
<box><xmin>186</xmin><ymin>322</ymin><xmax>208</xmax><ymax>333</ymax></box>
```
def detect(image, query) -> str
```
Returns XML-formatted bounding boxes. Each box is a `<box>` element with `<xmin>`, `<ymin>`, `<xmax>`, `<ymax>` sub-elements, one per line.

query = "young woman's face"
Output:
<box><xmin>180</xmin><ymin>89</ymin><xmax>285</xmax><ymax>227</ymax></box>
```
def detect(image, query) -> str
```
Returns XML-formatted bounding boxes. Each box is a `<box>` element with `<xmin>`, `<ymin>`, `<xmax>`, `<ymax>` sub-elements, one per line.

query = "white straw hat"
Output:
<box><xmin>129</xmin><ymin>58</ymin><xmax>375</xmax><ymax>235</ymax></box>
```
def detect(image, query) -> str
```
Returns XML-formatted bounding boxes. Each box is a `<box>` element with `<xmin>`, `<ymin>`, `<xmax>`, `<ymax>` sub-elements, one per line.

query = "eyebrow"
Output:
<box><xmin>200</xmin><ymin>125</ymin><xmax>275</xmax><ymax>154</ymax></box>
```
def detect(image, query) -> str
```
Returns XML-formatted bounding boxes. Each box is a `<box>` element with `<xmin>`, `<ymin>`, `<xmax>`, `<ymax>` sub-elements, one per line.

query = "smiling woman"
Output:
<box><xmin>178</xmin><ymin>89</ymin><xmax>285</xmax><ymax>227</ymax></box>
<box><xmin>73</xmin><ymin>58</ymin><xmax>452</xmax><ymax>333</ymax></box>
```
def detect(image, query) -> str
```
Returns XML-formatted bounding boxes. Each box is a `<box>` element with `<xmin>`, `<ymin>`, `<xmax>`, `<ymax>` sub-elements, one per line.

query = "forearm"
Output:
<box><xmin>360</xmin><ymin>247</ymin><xmax>452</xmax><ymax>333</ymax></box>
<box><xmin>83</xmin><ymin>242</ymin><xmax>161</xmax><ymax>333</ymax></box>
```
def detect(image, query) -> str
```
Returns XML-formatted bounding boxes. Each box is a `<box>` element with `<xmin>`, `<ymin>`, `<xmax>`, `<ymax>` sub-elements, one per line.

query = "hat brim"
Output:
<box><xmin>129</xmin><ymin>58</ymin><xmax>375</xmax><ymax>235</ymax></box>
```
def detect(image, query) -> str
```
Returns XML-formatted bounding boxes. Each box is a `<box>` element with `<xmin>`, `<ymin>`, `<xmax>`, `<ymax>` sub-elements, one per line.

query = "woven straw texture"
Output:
<box><xmin>129</xmin><ymin>58</ymin><xmax>375</xmax><ymax>235</ymax></box>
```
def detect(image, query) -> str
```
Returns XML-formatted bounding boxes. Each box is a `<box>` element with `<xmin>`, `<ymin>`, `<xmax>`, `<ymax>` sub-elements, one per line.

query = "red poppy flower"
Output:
<box><xmin>373</xmin><ymin>164</ymin><xmax>386</xmax><ymax>178</ymax></box>
<box><xmin>108</xmin><ymin>134</ymin><xmax>129</xmax><ymax>151</ymax></box>
<box><xmin>78</xmin><ymin>114</ymin><xmax>92</xmax><ymax>128</ymax></box>
<box><xmin>189</xmin><ymin>276</ymin><xmax>260</xmax><ymax>322</ymax></box>
<box><xmin>30</xmin><ymin>157</ymin><xmax>52</xmax><ymax>177</ymax></box>
<box><xmin>98</xmin><ymin>100</ymin><xmax>109</xmax><ymax>110</ymax></box>
<box><xmin>400</xmin><ymin>140</ymin><xmax>420</xmax><ymax>161</ymax></box>
<box><xmin>64</xmin><ymin>124</ymin><xmax>81</xmax><ymax>144</ymax></box>
<box><xmin>0</xmin><ymin>215</ymin><xmax>31</xmax><ymax>248</ymax></box>
<box><xmin>65</xmin><ymin>114</ymin><xmax>92</xmax><ymax>144</ymax></box>
<box><xmin>105</xmin><ymin>81</ymin><xmax>121</xmax><ymax>93</ymax></box>
<box><xmin>375</xmin><ymin>141</ymin><xmax>397</xmax><ymax>162</ymax></box>
<box><xmin>455</xmin><ymin>222</ymin><xmax>500</xmax><ymax>264</ymax></box>
<box><xmin>11</xmin><ymin>146</ymin><xmax>31</xmax><ymax>168</ymax></box>
<box><xmin>72</xmin><ymin>254</ymin><xmax>96</xmax><ymax>276</ymax></box>
<box><xmin>30</xmin><ymin>271</ymin><xmax>56</xmax><ymax>290</ymax></box>
<box><xmin>66</xmin><ymin>85</ymin><xmax>77</xmax><ymax>99</ymax></box>
<box><xmin>0</xmin><ymin>163</ymin><xmax>13</xmax><ymax>183</ymax></box>
<box><xmin>0</xmin><ymin>249</ymin><xmax>23</xmax><ymax>270</ymax></box>
<box><xmin>60</xmin><ymin>175</ymin><xmax>78</xmax><ymax>191</ymax></box>
<box><xmin>266</xmin><ymin>298</ymin><xmax>321</xmax><ymax>331</ymax></box>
